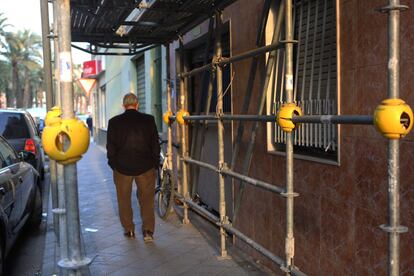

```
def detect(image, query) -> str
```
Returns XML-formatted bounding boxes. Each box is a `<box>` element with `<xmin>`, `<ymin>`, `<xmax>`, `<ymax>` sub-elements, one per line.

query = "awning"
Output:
<box><xmin>70</xmin><ymin>0</ymin><xmax>236</xmax><ymax>54</ymax></box>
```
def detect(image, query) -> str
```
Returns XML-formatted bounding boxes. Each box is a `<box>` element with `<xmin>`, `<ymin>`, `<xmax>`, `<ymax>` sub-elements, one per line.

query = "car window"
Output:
<box><xmin>0</xmin><ymin>138</ymin><xmax>18</xmax><ymax>167</ymax></box>
<box><xmin>0</xmin><ymin>113</ymin><xmax>30</xmax><ymax>139</ymax></box>
<box><xmin>25</xmin><ymin>113</ymin><xmax>39</xmax><ymax>136</ymax></box>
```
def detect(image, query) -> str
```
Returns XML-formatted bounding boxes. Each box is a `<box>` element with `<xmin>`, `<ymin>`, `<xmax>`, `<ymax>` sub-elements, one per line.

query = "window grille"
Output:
<box><xmin>270</xmin><ymin>0</ymin><xmax>338</xmax><ymax>162</ymax></box>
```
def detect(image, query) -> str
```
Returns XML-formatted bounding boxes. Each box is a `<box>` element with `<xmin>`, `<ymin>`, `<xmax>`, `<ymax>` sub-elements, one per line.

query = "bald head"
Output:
<box><xmin>123</xmin><ymin>93</ymin><xmax>139</xmax><ymax>110</ymax></box>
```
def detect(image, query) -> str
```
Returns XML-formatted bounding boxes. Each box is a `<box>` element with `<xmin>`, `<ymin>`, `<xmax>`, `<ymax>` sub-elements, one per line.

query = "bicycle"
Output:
<box><xmin>156</xmin><ymin>139</ymin><xmax>178</xmax><ymax>219</ymax></box>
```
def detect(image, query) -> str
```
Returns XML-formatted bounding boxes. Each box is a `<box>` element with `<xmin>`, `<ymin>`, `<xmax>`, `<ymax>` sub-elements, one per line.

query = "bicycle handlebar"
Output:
<box><xmin>159</xmin><ymin>139</ymin><xmax>180</xmax><ymax>149</ymax></box>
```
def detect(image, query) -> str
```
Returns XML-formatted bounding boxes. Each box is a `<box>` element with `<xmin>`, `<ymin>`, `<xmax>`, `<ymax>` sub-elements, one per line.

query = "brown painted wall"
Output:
<box><xmin>223</xmin><ymin>0</ymin><xmax>414</xmax><ymax>275</ymax></box>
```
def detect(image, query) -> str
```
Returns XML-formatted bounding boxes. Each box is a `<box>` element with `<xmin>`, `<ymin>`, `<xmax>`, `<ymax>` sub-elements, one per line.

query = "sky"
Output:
<box><xmin>0</xmin><ymin>0</ymin><xmax>90</xmax><ymax>65</ymax></box>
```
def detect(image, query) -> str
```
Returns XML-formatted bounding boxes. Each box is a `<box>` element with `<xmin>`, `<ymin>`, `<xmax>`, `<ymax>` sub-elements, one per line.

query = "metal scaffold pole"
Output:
<box><xmin>179</xmin><ymin>39</ymin><xmax>190</xmax><ymax>225</ymax></box>
<box><xmin>52</xmin><ymin>1</ymin><xmax>61</xmax><ymax>108</ymax></box>
<box><xmin>229</xmin><ymin>0</ymin><xmax>271</xmax><ymax>175</ymax></box>
<box><xmin>52</xmin><ymin>2</ymin><xmax>68</xmax><ymax>275</ymax></box>
<box><xmin>40</xmin><ymin>0</ymin><xmax>60</xmax><ymax>241</ymax></box>
<box><xmin>190</xmin><ymin>17</ymin><xmax>214</xmax><ymax>197</ymax></box>
<box><xmin>40</xmin><ymin>0</ymin><xmax>53</xmax><ymax>109</ymax></box>
<box><xmin>232</xmin><ymin>0</ymin><xmax>285</xmax><ymax>224</ymax></box>
<box><xmin>56</xmin><ymin>0</ymin><xmax>91</xmax><ymax>274</ymax></box>
<box><xmin>379</xmin><ymin>1</ymin><xmax>409</xmax><ymax>275</ymax></box>
<box><xmin>214</xmin><ymin>10</ymin><xmax>228</xmax><ymax>258</ymax></box>
<box><xmin>166</xmin><ymin>44</ymin><xmax>173</xmax><ymax>189</ymax></box>
<box><xmin>284</xmin><ymin>0</ymin><xmax>296</xmax><ymax>273</ymax></box>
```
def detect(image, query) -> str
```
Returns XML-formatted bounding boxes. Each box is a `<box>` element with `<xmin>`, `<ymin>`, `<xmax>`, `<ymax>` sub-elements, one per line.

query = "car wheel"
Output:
<box><xmin>27</xmin><ymin>184</ymin><xmax>42</xmax><ymax>229</ymax></box>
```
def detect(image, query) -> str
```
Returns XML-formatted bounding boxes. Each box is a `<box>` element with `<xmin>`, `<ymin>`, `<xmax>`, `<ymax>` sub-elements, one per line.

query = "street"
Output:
<box><xmin>3</xmin><ymin>175</ymin><xmax>49</xmax><ymax>276</ymax></box>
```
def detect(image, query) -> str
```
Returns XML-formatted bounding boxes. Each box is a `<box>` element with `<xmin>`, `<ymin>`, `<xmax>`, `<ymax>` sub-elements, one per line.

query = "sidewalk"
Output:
<box><xmin>42</xmin><ymin>143</ymin><xmax>270</xmax><ymax>275</ymax></box>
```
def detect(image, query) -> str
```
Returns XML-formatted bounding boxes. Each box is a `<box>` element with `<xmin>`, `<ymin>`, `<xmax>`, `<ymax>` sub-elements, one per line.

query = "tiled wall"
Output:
<box><xmin>226</xmin><ymin>0</ymin><xmax>414</xmax><ymax>275</ymax></box>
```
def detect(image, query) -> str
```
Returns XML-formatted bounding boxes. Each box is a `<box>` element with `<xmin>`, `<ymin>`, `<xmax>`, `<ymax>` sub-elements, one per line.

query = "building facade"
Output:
<box><xmin>168</xmin><ymin>0</ymin><xmax>413</xmax><ymax>274</ymax></box>
<box><xmin>93</xmin><ymin>46</ymin><xmax>168</xmax><ymax>147</ymax></box>
<box><xmin>88</xmin><ymin>0</ymin><xmax>413</xmax><ymax>274</ymax></box>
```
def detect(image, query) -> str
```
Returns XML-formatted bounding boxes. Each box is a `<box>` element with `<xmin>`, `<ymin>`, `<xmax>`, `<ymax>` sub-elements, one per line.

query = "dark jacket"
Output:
<box><xmin>86</xmin><ymin>116</ymin><xmax>93</xmax><ymax>130</ymax></box>
<box><xmin>106</xmin><ymin>109</ymin><xmax>160</xmax><ymax>176</ymax></box>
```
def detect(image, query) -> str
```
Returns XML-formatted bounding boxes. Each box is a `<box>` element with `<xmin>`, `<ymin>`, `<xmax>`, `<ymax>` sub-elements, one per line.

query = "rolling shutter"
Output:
<box><xmin>136</xmin><ymin>56</ymin><xmax>146</xmax><ymax>113</ymax></box>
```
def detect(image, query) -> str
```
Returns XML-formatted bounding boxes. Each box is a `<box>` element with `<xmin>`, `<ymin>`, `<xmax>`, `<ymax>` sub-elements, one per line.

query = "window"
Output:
<box><xmin>0</xmin><ymin>113</ymin><xmax>30</xmax><ymax>139</ymax></box>
<box><xmin>188</xmin><ymin>31</ymin><xmax>231</xmax><ymax>114</ymax></box>
<box><xmin>176</xmin><ymin>24</ymin><xmax>232</xmax><ymax>115</ymax></box>
<box><xmin>268</xmin><ymin>0</ymin><xmax>338</xmax><ymax>163</ymax></box>
<box><xmin>25</xmin><ymin>113</ymin><xmax>39</xmax><ymax>137</ymax></box>
<box><xmin>0</xmin><ymin>138</ymin><xmax>18</xmax><ymax>167</ymax></box>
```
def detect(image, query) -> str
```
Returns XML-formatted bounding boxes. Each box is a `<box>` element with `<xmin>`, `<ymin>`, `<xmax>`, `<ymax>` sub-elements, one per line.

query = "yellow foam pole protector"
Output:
<box><xmin>374</xmin><ymin>98</ymin><xmax>413</xmax><ymax>139</ymax></box>
<box><xmin>277</xmin><ymin>103</ymin><xmax>302</xmax><ymax>132</ymax></box>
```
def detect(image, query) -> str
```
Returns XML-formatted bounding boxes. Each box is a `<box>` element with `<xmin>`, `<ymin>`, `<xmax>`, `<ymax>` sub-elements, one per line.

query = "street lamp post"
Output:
<box><xmin>55</xmin><ymin>0</ymin><xmax>91</xmax><ymax>274</ymax></box>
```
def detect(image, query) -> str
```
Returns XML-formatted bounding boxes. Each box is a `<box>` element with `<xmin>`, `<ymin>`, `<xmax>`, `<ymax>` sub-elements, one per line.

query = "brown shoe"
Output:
<box><xmin>124</xmin><ymin>231</ymin><xmax>135</xmax><ymax>238</ymax></box>
<box><xmin>143</xmin><ymin>230</ymin><xmax>154</xmax><ymax>242</ymax></box>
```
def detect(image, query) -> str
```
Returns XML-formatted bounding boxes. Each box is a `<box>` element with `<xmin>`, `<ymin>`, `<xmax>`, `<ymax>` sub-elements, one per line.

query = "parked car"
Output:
<box><xmin>25</xmin><ymin>107</ymin><xmax>46</xmax><ymax>133</ymax></box>
<box><xmin>0</xmin><ymin>135</ymin><xmax>42</xmax><ymax>275</ymax></box>
<box><xmin>0</xmin><ymin>110</ymin><xmax>45</xmax><ymax>180</ymax></box>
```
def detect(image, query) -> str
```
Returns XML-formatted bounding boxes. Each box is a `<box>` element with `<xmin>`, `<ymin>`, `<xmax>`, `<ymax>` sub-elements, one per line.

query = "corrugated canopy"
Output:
<box><xmin>71</xmin><ymin>0</ymin><xmax>236</xmax><ymax>54</ymax></box>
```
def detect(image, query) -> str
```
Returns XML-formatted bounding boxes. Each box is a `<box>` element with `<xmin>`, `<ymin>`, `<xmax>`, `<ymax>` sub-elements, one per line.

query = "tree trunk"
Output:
<box><xmin>34</xmin><ymin>88</ymin><xmax>38</xmax><ymax>107</ymax></box>
<box><xmin>81</xmin><ymin>96</ymin><xmax>87</xmax><ymax>113</ymax></box>
<box><xmin>37</xmin><ymin>89</ymin><xmax>43</xmax><ymax>107</ymax></box>
<box><xmin>0</xmin><ymin>90</ymin><xmax>5</xmax><ymax>108</ymax></box>
<box><xmin>23</xmin><ymin>68</ymin><xmax>31</xmax><ymax>108</ymax></box>
<box><xmin>14</xmin><ymin>61</ymin><xmax>24</xmax><ymax>108</ymax></box>
<box><xmin>5</xmin><ymin>89</ymin><xmax>13</xmax><ymax>107</ymax></box>
<box><xmin>9</xmin><ymin>61</ymin><xmax>18</xmax><ymax>107</ymax></box>
<box><xmin>29</xmin><ymin>84</ymin><xmax>34</xmax><ymax>108</ymax></box>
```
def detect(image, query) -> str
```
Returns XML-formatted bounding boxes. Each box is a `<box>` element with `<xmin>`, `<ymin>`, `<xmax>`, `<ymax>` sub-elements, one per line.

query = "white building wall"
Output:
<box><xmin>94</xmin><ymin>46</ymin><xmax>167</xmax><ymax>146</ymax></box>
<box><xmin>104</xmin><ymin>54</ymin><xmax>138</xmax><ymax>124</ymax></box>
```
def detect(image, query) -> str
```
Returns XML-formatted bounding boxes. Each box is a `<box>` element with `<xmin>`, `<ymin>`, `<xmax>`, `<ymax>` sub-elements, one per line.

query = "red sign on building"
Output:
<box><xmin>82</xmin><ymin>60</ymin><xmax>102</xmax><ymax>78</ymax></box>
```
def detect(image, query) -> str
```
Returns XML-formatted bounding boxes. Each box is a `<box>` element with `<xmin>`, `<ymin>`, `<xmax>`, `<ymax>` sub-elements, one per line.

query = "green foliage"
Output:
<box><xmin>0</xmin><ymin>12</ymin><xmax>11</xmax><ymax>49</ymax></box>
<box><xmin>0</xmin><ymin>22</ymin><xmax>43</xmax><ymax>107</ymax></box>
<box><xmin>0</xmin><ymin>59</ymin><xmax>11</xmax><ymax>92</ymax></box>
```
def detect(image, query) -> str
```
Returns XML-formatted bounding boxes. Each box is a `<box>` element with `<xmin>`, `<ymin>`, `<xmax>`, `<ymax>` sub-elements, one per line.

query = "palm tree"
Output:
<box><xmin>0</xmin><ymin>60</ymin><xmax>11</xmax><ymax>108</ymax></box>
<box><xmin>0</xmin><ymin>13</ymin><xmax>12</xmax><ymax>107</ymax></box>
<box><xmin>20</xmin><ymin>30</ymin><xmax>42</xmax><ymax>108</ymax></box>
<box><xmin>0</xmin><ymin>13</ymin><xmax>10</xmax><ymax>47</ymax></box>
<box><xmin>29</xmin><ymin>66</ymin><xmax>44</xmax><ymax>107</ymax></box>
<box><xmin>2</xmin><ymin>32</ymin><xmax>21</xmax><ymax>107</ymax></box>
<box><xmin>2</xmin><ymin>30</ymin><xmax>42</xmax><ymax>108</ymax></box>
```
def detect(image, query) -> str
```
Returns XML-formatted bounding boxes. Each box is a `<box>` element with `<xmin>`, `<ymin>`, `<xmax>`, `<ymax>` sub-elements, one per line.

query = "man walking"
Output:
<box><xmin>106</xmin><ymin>93</ymin><xmax>160</xmax><ymax>242</ymax></box>
<box><xmin>86</xmin><ymin>114</ymin><xmax>93</xmax><ymax>138</ymax></box>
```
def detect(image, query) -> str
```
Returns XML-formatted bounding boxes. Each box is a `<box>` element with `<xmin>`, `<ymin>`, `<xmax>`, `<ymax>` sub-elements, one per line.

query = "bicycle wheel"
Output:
<box><xmin>157</xmin><ymin>169</ymin><xmax>174</xmax><ymax>219</ymax></box>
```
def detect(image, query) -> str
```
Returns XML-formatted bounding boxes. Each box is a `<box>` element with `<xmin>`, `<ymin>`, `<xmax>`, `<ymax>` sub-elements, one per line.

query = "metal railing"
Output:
<box><xmin>165</xmin><ymin>0</ymin><xmax>409</xmax><ymax>276</ymax></box>
<box><xmin>275</xmin><ymin>100</ymin><xmax>339</xmax><ymax>150</ymax></box>
<box><xmin>168</xmin><ymin>1</ymin><xmax>307</xmax><ymax>274</ymax></box>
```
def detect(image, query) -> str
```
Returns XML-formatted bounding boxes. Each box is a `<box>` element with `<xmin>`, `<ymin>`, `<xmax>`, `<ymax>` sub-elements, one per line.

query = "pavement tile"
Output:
<box><xmin>215</xmin><ymin>267</ymin><xmax>252</xmax><ymax>276</ymax></box>
<box><xmin>42</xmin><ymin>143</ymin><xmax>270</xmax><ymax>276</ymax></box>
<box><xmin>109</xmin><ymin>265</ymin><xmax>148</xmax><ymax>276</ymax></box>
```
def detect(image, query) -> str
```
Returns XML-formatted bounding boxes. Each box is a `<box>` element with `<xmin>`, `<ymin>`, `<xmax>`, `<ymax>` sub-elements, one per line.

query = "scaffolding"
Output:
<box><xmin>41</xmin><ymin>0</ymin><xmax>412</xmax><ymax>275</ymax></box>
<box><xmin>164</xmin><ymin>1</ymin><xmax>411</xmax><ymax>275</ymax></box>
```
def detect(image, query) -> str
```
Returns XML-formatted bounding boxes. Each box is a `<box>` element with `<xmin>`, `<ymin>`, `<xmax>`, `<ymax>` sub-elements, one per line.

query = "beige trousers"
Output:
<box><xmin>113</xmin><ymin>168</ymin><xmax>156</xmax><ymax>234</ymax></box>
